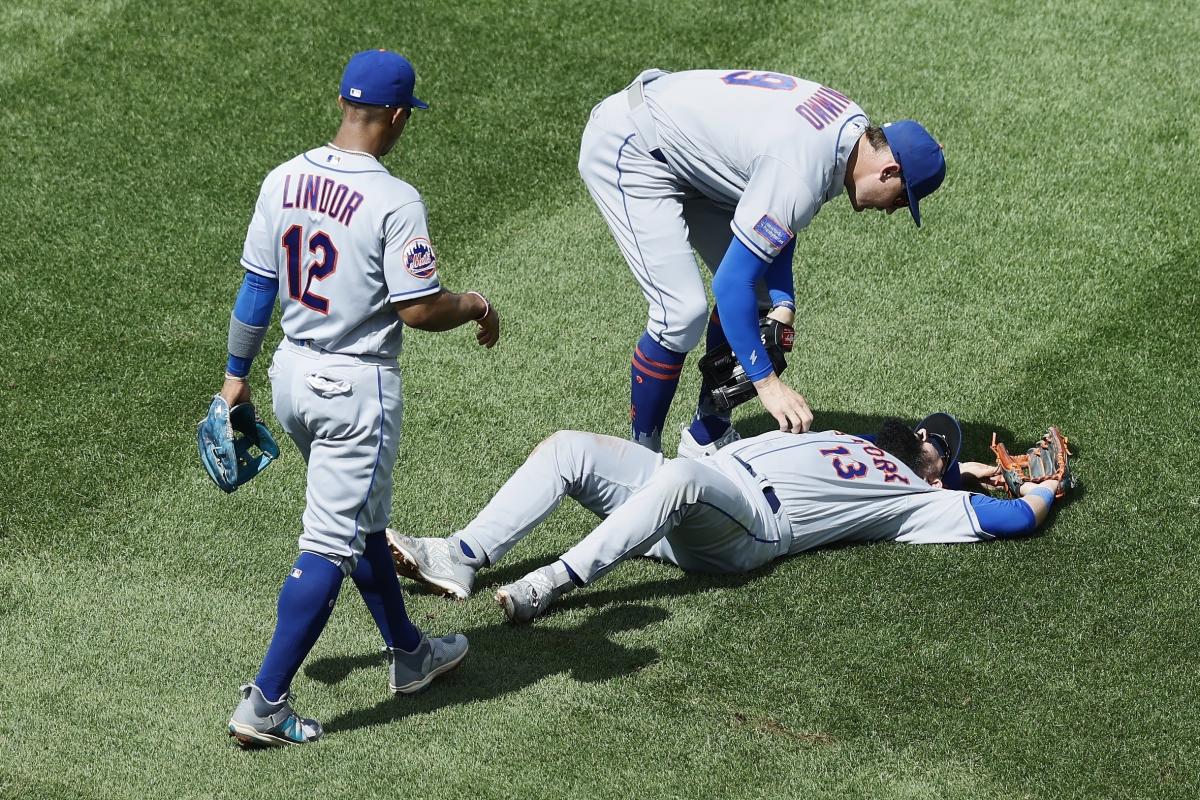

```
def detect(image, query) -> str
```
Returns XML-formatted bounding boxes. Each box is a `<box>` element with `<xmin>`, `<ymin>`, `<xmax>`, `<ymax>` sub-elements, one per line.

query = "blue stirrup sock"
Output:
<box><xmin>630</xmin><ymin>332</ymin><xmax>686</xmax><ymax>451</ymax></box>
<box><xmin>689</xmin><ymin>310</ymin><xmax>733</xmax><ymax>446</ymax></box>
<box><xmin>255</xmin><ymin>552</ymin><xmax>345</xmax><ymax>702</ymax></box>
<box><xmin>350</xmin><ymin>532</ymin><xmax>422</xmax><ymax>652</ymax></box>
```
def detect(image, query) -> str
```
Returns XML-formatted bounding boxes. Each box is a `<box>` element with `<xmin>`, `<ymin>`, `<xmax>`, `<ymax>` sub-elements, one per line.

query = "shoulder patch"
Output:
<box><xmin>753</xmin><ymin>215</ymin><xmax>793</xmax><ymax>249</ymax></box>
<box><xmin>403</xmin><ymin>237</ymin><xmax>437</xmax><ymax>279</ymax></box>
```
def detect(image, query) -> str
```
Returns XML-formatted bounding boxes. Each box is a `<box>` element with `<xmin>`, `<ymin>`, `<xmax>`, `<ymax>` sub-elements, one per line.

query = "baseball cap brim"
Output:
<box><xmin>410</xmin><ymin>96</ymin><xmax>429</xmax><ymax>110</ymax></box>
<box><xmin>914</xmin><ymin>412</ymin><xmax>962</xmax><ymax>473</ymax></box>
<box><xmin>902</xmin><ymin>177</ymin><xmax>923</xmax><ymax>227</ymax></box>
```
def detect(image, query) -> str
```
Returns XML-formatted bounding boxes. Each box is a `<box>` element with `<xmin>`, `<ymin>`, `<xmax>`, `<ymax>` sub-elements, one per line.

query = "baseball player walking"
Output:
<box><xmin>389</xmin><ymin>414</ymin><xmax>1071</xmax><ymax>623</ymax></box>
<box><xmin>577</xmin><ymin>69</ymin><xmax>945</xmax><ymax>454</ymax></box>
<box><xmin>217</xmin><ymin>50</ymin><xmax>499</xmax><ymax>747</ymax></box>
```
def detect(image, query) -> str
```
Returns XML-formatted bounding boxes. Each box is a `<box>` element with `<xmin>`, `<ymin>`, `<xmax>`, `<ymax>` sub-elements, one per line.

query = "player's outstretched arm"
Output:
<box><xmin>394</xmin><ymin>289</ymin><xmax>499</xmax><ymax>347</ymax></box>
<box><xmin>968</xmin><ymin>478</ymin><xmax>1062</xmax><ymax>539</ymax></box>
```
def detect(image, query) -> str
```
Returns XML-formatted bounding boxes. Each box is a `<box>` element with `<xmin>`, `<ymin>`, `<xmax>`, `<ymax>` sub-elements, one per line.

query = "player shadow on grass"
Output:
<box><xmin>306</xmin><ymin>603</ymin><xmax>670</xmax><ymax>735</ymax></box>
<box><xmin>739</xmin><ymin>409</ymin><xmax>1017</xmax><ymax>464</ymax></box>
<box><xmin>400</xmin><ymin>551</ymin><xmax>769</xmax><ymax>608</ymax></box>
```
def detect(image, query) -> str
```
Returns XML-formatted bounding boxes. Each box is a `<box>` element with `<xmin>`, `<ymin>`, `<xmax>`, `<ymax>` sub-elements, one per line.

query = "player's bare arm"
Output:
<box><xmin>394</xmin><ymin>289</ymin><xmax>499</xmax><ymax>347</ymax></box>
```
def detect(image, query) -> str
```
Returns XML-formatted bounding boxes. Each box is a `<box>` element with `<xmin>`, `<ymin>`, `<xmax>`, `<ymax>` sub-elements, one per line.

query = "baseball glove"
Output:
<box><xmin>989</xmin><ymin>426</ymin><xmax>1076</xmax><ymax>499</ymax></box>
<box><xmin>197</xmin><ymin>396</ymin><xmax>280</xmax><ymax>493</ymax></box>
<box><xmin>698</xmin><ymin>316</ymin><xmax>795</xmax><ymax>411</ymax></box>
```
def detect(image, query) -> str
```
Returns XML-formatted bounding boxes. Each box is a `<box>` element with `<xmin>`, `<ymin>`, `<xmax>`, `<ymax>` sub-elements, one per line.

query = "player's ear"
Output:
<box><xmin>881</xmin><ymin>160</ymin><xmax>902</xmax><ymax>182</ymax></box>
<box><xmin>927</xmin><ymin>476</ymin><xmax>944</xmax><ymax>489</ymax></box>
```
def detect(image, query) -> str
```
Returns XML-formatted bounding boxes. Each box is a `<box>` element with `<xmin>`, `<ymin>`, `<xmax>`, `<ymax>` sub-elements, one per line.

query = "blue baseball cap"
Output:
<box><xmin>339</xmin><ymin>49</ymin><xmax>428</xmax><ymax>109</ymax></box>
<box><xmin>914</xmin><ymin>412</ymin><xmax>962</xmax><ymax>476</ymax></box>
<box><xmin>881</xmin><ymin>120</ymin><xmax>945</xmax><ymax>226</ymax></box>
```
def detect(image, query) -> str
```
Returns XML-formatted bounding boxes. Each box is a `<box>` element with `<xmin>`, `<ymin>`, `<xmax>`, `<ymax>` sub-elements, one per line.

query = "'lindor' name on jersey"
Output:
<box><xmin>280</xmin><ymin>173</ymin><xmax>364</xmax><ymax>227</ymax></box>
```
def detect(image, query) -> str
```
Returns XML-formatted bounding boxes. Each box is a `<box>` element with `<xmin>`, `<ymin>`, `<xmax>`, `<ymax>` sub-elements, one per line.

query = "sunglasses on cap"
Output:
<box><xmin>918</xmin><ymin>429</ymin><xmax>952</xmax><ymax>476</ymax></box>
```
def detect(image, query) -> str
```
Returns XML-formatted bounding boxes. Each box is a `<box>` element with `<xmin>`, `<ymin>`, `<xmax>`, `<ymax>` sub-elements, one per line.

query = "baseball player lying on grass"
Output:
<box><xmin>388</xmin><ymin>414</ymin><xmax>1074</xmax><ymax>622</ymax></box>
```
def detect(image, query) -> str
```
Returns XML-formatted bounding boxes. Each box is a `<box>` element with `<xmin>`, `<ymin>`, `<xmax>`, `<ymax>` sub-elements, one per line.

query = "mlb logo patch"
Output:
<box><xmin>350</xmin><ymin>87</ymin><xmax>363</xmax><ymax>98</ymax></box>
<box><xmin>753</xmin><ymin>215</ymin><xmax>792</xmax><ymax>249</ymax></box>
<box><xmin>403</xmin><ymin>237</ymin><xmax>438</xmax><ymax>279</ymax></box>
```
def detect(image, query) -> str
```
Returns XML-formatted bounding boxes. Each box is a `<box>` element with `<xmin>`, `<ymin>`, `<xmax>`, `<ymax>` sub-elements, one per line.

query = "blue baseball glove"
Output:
<box><xmin>197</xmin><ymin>396</ymin><xmax>280</xmax><ymax>493</ymax></box>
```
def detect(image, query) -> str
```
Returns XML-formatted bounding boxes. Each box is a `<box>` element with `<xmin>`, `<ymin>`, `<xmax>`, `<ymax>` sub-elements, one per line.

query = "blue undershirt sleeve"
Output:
<box><xmin>711</xmin><ymin>238</ymin><xmax>773</xmax><ymax>382</ymax></box>
<box><xmin>226</xmin><ymin>271</ymin><xmax>279</xmax><ymax>376</ymax></box>
<box><xmin>970</xmin><ymin>494</ymin><xmax>1038</xmax><ymax>539</ymax></box>
<box><xmin>765</xmin><ymin>239</ymin><xmax>795</xmax><ymax>310</ymax></box>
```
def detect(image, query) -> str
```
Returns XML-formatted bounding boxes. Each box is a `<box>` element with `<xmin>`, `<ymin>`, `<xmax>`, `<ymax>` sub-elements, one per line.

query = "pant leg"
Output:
<box><xmin>456</xmin><ymin>431</ymin><xmax>665</xmax><ymax>565</ymax></box>
<box><xmin>271</xmin><ymin>342</ymin><xmax>402</xmax><ymax>574</ymax></box>
<box><xmin>559</xmin><ymin>457</ymin><xmax>783</xmax><ymax>584</ymax></box>
<box><xmin>579</xmin><ymin>93</ymin><xmax>709</xmax><ymax>353</ymax></box>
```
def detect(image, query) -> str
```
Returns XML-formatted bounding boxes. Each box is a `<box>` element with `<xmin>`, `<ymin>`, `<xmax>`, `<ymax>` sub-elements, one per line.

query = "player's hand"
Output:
<box><xmin>473</xmin><ymin>296</ymin><xmax>500</xmax><ymax>348</ymax></box>
<box><xmin>754</xmin><ymin>374</ymin><xmax>812</xmax><ymax>433</ymax></box>
<box><xmin>766</xmin><ymin>304</ymin><xmax>795</xmax><ymax>326</ymax></box>
<box><xmin>219</xmin><ymin>375</ymin><xmax>251</xmax><ymax>408</ymax></box>
<box><xmin>959</xmin><ymin>461</ymin><xmax>1000</xmax><ymax>482</ymax></box>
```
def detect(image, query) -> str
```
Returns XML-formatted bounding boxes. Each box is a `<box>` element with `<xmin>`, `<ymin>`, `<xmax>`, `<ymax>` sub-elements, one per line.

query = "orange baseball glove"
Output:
<box><xmin>990</xmin><ymin>427</ymin><xmax>1076</xmax><ymax>499</ymax></box>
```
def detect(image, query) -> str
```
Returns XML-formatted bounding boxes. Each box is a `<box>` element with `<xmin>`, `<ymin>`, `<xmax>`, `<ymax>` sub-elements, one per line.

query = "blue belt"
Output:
<box><xmin>733</xmin><ymin>456</ymin><xmax>781</xmax><ymax>514</ymax></box>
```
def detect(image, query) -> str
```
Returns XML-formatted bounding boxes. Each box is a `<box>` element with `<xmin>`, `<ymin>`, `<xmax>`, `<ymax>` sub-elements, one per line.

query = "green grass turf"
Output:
<box><xmin>1</xmin><ymin>0</ymin><xmax>1197</xmax><ymax>797</ymax></box>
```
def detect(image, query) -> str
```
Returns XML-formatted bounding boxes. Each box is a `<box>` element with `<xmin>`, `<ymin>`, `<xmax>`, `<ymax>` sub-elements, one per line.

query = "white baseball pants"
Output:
<box><xmin>268</xmin><ymin>339</ymin><xmax>402</xmax><ymax>574</ymax></box>
<box><xmin>455</xmin><ymin>431</ymin><xmax>791</xmax><ymax>584</ymax></box>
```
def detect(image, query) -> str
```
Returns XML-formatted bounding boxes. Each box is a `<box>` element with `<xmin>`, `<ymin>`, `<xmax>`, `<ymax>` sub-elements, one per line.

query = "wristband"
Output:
<box><xmin>772</xmin><ymin>300</ymin><xmax>796</xmax><ymax>311</ymax></box>
<box><xmin>1028</xmin><ymin>486</ymin><xmax>1055</xmax><ymax>505</ymax></box>
<box><xmin>224</xmin><ymin>371</ymin><xmax>248</xmax><ymax>382</ymax></box>
<box><xmin>467</xmin><ymin>291</ymin><xmax>490</xmax><ymax>321</ymax></box>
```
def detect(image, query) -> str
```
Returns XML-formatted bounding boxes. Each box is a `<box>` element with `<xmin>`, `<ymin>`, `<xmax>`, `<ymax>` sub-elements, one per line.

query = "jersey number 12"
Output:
<box><xmin>282</xmin><ymin>224</ymin><xmax>339</xmax><ymax>315</ymax></box>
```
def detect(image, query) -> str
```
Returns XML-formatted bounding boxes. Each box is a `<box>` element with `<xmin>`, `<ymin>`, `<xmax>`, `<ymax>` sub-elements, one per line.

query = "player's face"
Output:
<box><xmin>380</xmin><ymin>106</ymin><xmax>412</xmax><ymax>156</ymax></box>
<box><xmin>850</xmin><ymin>170</ymin><xmax>908</xmax><ymax>215</ymax></box>
<box><xmin>915</xmin><ymin>428</ymin><xmax>951</xmax><ymax>486</ymax></box>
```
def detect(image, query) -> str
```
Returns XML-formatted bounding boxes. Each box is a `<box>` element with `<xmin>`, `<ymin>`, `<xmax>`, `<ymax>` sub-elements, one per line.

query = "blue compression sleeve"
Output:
<box><xmin>711</xmin><ymin>238</ymin><xmax>773</xmax><ymax>382</ymax></box>
<box><xmin>765</xmin><ymin>239</ymin><xmax>796</xmax><ymax>310</ymax></box>
<box><xmin>969</xmin><ymin>494</ymin><xmax>1038</xmax><ymax>539</ymax></box>
<box><xmin>233</xmin><ymin>271</ymin><xmax>278</xmax><ymax>326</ymax></box>
<box><xmin>226</xmin><ymin>271</ymin><xmax>278</xmax><ymax>376</ymax></box>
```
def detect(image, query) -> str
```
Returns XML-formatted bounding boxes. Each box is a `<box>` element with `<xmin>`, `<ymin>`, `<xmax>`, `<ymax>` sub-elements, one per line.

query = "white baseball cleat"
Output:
<box><xmin>386</xmin><ymin>529</ymin><xmax>475</xmax><ymax>600</ymax></box>
<box><xmin>677</xmin><ymin>423</ymin><xmax>741</xmax><ymax>459</ymax></box>
<box><xmin>495</xmin><ymin>569</ymin><xmax>561</xmax><ymax>623</ymax></box>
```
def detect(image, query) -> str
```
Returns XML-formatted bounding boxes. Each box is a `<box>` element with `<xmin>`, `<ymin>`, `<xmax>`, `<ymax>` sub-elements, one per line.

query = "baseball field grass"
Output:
<box><xmin>1</xmin><ymin>0</ymin><xmax>1197</xmax><ymax>797</ymax></box>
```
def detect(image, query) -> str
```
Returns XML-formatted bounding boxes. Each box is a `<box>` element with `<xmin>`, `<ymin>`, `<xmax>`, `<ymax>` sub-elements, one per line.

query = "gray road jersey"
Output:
<box><xmin>240</xmin><ymin>145</ymin><xmax>441</xmax><ymax>358</ymax></box>
<box><xmin>642</xmin><ymin>69</ymin><xmax>868</xmax><ymax>260</ymax></box>
<box><xmin>715</xmin><ymin>431</ymin><xmax>984</xmax><ymax>553</ymax></box>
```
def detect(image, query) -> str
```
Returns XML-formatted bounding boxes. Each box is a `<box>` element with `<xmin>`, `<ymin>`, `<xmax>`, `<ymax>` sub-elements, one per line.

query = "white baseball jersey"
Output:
<box><xmin>642</xmin><ymin>69</ymin><xmax>868</xmax><ymax>260</ymax></box>
<box><xmin>240</xmin><ymin>145</ymin><xmax>441</xmax><ymax>358</ymax></box>
<box><xmin>718</xmin><ymin>431</ymin><xmax>985</xmax><ymax>553</ymax></box>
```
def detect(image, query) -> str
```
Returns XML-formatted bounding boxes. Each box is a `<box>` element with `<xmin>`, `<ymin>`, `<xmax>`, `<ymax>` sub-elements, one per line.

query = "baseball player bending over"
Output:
<box><xmin>217</xmin><ymin>50</ymin><xmax>499</xmax><ymax>747</ymax></box>
<box><xmin>577</xmin><ymin>69</ymin><xmax>945</xmax><ymax>455</ymax></box>
<box><xmin>388</xmin><ymin>414</ymin><xmax>1070</xmax><ymax>623</ymax></box>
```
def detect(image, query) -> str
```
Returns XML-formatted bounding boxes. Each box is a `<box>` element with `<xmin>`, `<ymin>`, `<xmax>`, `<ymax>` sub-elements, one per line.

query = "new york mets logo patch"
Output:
<box><xmin>753</xmin><ymin>215</ymin><xmax>792</xmax><ymax>249</ymax></box>
<box><xmin>403</xmin><ymin>237</ymin><xmax>437</xmax><ymax>279</ymax></box>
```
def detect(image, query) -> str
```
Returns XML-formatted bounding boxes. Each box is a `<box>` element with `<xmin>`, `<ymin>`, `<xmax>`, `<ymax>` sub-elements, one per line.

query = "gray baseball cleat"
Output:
<box><xmin>388</xmin><ymin>633</ymin><xmax>470</xmax><ymax>694</ymax></box>
<box><xmin>677</xmin><ymin>423</ymin><xmax>741</xmax><ymax>459</ymax></box>
<box><xmin>387</xmin><ymin>529</ymin><xmax>475</xmax><ymax>600</ymax></box>
<box><xmin>227</xmin><ymin>683</ymin><xmax>323</xmax><ymax>748</ymax></box>
<box><xmin>495</xmin><ymin>569</ymin><xmax>561</xmax><ymax>623</ymax></box>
